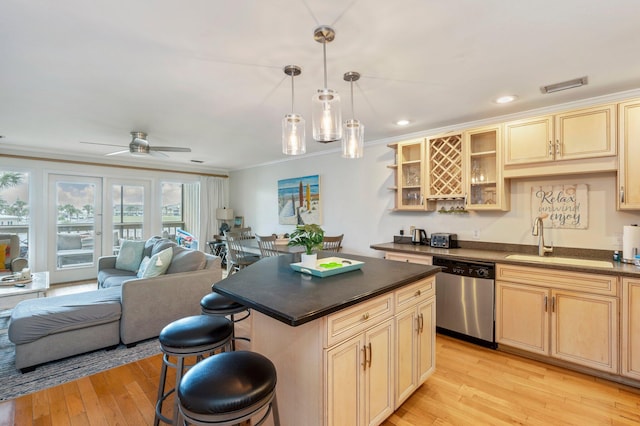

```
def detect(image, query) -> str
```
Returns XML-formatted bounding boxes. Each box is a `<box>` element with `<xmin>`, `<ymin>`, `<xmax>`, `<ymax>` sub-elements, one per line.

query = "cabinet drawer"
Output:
<box><xmin>385</xmin><ymin>252</ymin><xmax>432</xmax><ymax>265</ymax></box>
<box><xmin>496</xmin><ymin>263</ymin><xmax>617</xmax><ymax>296</ymax></box>
<box><xmin>395</xmin><ymin>276</ymin><xmax>435</xmax><ymax>311</ymax></box>
<box><xmin>324</xmin><ymin>293</ymin><xmax>394</xmax><ymax>347</ymax></box>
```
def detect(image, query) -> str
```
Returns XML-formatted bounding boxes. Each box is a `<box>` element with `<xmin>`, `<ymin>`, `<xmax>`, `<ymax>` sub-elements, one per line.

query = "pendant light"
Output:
<box><xmin>342</xmin><ymin>71</ymin><xmax>364</xmax><ymax>159</ymax></box>
<box><xmin>312</xmin><ymin>26</ymin><xmax>342</xmax><ymax>143</ymax></box>
<box><xmin>282</xmin><ymin>65</ymin><xmax>306</xmax><ymax>155</ymax></box>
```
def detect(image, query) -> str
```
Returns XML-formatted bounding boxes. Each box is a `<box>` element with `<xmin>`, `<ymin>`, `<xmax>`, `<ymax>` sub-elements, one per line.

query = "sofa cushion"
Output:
<box><xmin>166</xmin><ymin>246</ymin><xmax>206</xmax><ymax>274</ymax></box>
<box><xmin>143</xmin><ymin>236</ymin><xmax>163</xmax><ymax>258</ymax></box>
<box><xmin>99</xmin><ymin>268</ymin><xmax>137</xmax><ymax>288</ymax></box>
<box><xmin>8</xmin><ymin>288</ymin><xmax>122</xmax><ymax>345</ymax></box>
<box><xmin>151</xmin><ymin>239</ymin><xmax>177</xmax><ymax>256</ymax></box>
<box><xmin>139</xmin><ymin>247</ymin><xmax>173</xmax><ymax>278</ymax></box>
<box><xmin>115</xmin><ymin>240</ymin><xmax>145</xmax><ymax>272</ymax></box>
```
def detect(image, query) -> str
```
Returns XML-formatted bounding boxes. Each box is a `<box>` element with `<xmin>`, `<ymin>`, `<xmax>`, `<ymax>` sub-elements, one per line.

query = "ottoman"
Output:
<box><xmin>8</xmin><ymin>288</ymin><xmax>122</xmax><ymax>372</ymax></box>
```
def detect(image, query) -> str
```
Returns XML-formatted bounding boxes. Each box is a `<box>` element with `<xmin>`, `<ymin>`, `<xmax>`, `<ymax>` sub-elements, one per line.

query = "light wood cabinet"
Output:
<box><xmin>394</xmin><ymin>277</ymin><xmax>436</xmax><ymax>407</ymax></box>
<box><xmin>388</xmin><ymin>139</ymin><xmax>432</xmax><ymax>211</ymax></box>
<box><xmin>617</xmin><ymin>99</ymin><xmax>640</xmax><ymax>209</ymax></box>
<box><xmin>384</xmin><ymin>252</ymin><xmax>432</xmax><ymax>265</ymax></box>
<box><xmin>326</xmin><ymin>319</ymin><xmax>394</xmax><ymax>426</ymax></box>
<box><xmin>426</xmin><ymin>133</ymin><xmax>464</xmax><ymax>201</ymax></box>
<box><xmin>622</xmin><ymin>277</ymin><xmax>640</xmax><ymax>380</ymax></box>
<box><xmin>463</xmin><ymin>124</ymin><xmax>509</xmax><ymax>211</ymax></box>
<box><xmin>495</xmin><ymin>264</ymin><xmax>618</xmax><ymax>373</ymax></box>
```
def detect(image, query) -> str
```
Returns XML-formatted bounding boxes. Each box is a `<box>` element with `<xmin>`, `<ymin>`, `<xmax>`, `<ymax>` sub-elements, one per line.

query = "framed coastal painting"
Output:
<box><xmin>278</xmin><ymin>174</ymin><xmax>321</xmax><ymax>225</ymax></box>
<box><xmin>233</xmin><ymin>216</ymin><xmax>244</xmax><ymax>228</ymax></box>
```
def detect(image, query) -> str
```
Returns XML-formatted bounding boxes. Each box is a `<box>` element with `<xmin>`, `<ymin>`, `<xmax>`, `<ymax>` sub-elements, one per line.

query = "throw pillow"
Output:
<box><xmin>115</xmin><ymin>240</ymin><xmax>145</xmax><ymax>272</ymax></box>
<box><xmin>139</xmin><ymin>247</ymin><xmax>173</xmax><ymax>278</ymax></box>
<box><xmin>136</xmin><ymin>256</ymin><xmax>151</xmax><ymax>278</ymax></box>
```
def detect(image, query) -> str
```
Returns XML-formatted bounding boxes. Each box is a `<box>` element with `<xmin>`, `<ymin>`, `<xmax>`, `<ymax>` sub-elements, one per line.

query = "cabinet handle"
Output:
<box><xmin>362</xmin><ymin>312</ymin><xmax>370</xmax><ymax>321</ymax></box>
<box><xmin>544</xmin><ymin>295</ymin><xmax>548</xmax><ymax>312</ymax></box>
<box><xmin>420</xmin><ymin>194</ymin><xmax>424</xmax><ymax>205</ymax></box>
<box><xmin>361</xmin><ymin>346</ymin><xmax>367</xmax><ymax>370</ymax></box>
<box><xmin>551</xmin><ymin>296</ymin><xmax>556</xmax><ymax>313</ymax></box>
<box><xmin>419</xmin><ymin>313</ymin><xmax>424</xmax><ymax>333</ymax></box>
<box><xmin>414</xmin><ymin>290</ymin><xmax>421</xmax><ymax>297</ymax></box>
<box><xmin>555</xmin><ymin>139</ymin><xmax>561</xmax><ymax>156</ymax></box>
<box><xmin>548</xmin><ymin>140</ymin><xmax>553</xmax><ymax>157</ymax></box>
<box><xmin>620</xmin><ymin>186</ymin><xmax>625</xmax><ymax>203</ymax></box>
<box><xmin>367</xmin><ymin>342</ymin><xmax>372</xmax><ymax>368</ymax></box>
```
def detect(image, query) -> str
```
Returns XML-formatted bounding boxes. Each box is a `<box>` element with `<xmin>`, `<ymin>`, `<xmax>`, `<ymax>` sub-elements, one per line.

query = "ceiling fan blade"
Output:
<box><xmin>150</xmin><ymin>146</ymin><xmax>192</xmax><ymax>152</ymax></box>
<box><xmin>105</xmin><ymin>149</ymin><xmax>130</xmax><ymax>156</ymax></box>
<box><xmin>80</xmin><ymin>141</ymin><xmax>128</xmax><ymax>148</ymax></box>
<box><xmin>149</xmin><ymin>150</ymin><xmax>169</xmax><ymax>158</ymax></box>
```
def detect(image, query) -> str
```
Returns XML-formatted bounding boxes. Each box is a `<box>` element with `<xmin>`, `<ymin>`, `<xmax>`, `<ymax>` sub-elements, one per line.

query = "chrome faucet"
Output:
<box><xmin>532</xmin><ymin>216</ymin><xmax>553</xmax><ymax>256</ymax></box>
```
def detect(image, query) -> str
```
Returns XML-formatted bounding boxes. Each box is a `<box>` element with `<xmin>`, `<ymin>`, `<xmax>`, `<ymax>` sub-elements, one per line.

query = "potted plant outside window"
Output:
<box><xmin>288</xmin><ymin>224</ymin><xmax>325</xmax><ymax>268</ymax></box>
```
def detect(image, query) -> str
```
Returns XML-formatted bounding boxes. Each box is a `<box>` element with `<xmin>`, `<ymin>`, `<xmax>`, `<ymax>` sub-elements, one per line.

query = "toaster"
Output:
<box><xmin>430</xmin><ymin>233</ymin><xmax>458</xmax><ymax>248</ymax></box>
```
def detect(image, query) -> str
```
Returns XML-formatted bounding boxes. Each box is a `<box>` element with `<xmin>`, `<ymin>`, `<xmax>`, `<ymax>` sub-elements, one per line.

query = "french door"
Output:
<box><xmin>48</xmin><ymin>175</ymin><xmax>103</xmax><ymax>283</ymax></box>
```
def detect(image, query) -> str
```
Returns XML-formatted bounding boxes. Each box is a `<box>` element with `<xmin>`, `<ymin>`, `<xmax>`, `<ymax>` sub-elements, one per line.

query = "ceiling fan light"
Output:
<box><xmin>282</xmin><ymin>113</ymin><xmax>306</xmax><ymax>155</ymax></box>
<box><xmin>312</xmin><ymin>88</ymin><xmax>342</xmax><ymax>142</ymax></box>
<box><xmin>342</xmin><ymin>119</ymin><xmax>364</xmax><ymax>159</ymax></box>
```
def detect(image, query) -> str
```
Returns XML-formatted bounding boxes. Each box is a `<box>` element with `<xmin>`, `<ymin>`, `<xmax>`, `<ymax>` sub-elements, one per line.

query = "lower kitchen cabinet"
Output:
<box><xmin>326</xmin><ymin>319</ymin><xmax>395</xmax><ymax>426</ymax></box>
<box><xmin>622</xmin><ymin>277</ymin><xmax>640</xmax><ymax>380</ymax></box>
<box><xmin>495</xmin><ymin>264</ymin><xmax>618</xmax><ymax>374</ymax></box>
<box><xmin>395</xmin><ymin>296</ymin><xmax>435</xmax><ymax>406</ymax></box>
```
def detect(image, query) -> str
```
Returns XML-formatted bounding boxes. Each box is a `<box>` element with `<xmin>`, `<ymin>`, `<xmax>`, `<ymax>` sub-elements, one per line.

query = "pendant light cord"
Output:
<box><xmin>322</xmin><ymin>42</ymin><xmax>328</xmax><ymax>89</ymax></box>
<box><xmin>290</xmin><ymin>73</ymin><xmax>295</xmax><ymax>113</ymax></box>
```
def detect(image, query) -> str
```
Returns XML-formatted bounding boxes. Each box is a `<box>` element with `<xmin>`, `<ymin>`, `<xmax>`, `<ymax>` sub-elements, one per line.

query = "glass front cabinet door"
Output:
<box><xmin>464</xmin><ymin>125</ymin><xmax>510</xmax><ymax>211</ymax></box>
<box><xmin>392</xmin><ymin>139</ymin><xmax>427</xmax><ymax>211</ymax></box>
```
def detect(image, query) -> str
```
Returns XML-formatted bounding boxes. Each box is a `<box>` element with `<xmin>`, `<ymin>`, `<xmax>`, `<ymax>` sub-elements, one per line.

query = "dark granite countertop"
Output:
<box><xmin>213</xmin><ymin>251</ymin><xmax>440</xmax><ymax>326</ymax></box>
<box><xmin>370</xmin><ymin>242</ymin><xmax>640</xmax><ymax>277</ymax></box>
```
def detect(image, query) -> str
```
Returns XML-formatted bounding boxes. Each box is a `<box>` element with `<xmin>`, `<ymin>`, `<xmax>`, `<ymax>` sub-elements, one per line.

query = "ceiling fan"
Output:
<box><xmin>81</xmin><ymin>131</ymin><xmax>191</xmax><ymax>157</ymax></box>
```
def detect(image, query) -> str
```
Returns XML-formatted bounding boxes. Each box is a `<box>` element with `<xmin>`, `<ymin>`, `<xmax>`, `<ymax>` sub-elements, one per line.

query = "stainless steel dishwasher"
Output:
<box><xmin>432</xmin><ymin>256</ymin><xmax>496</xmax><ymax>349</ymax></box>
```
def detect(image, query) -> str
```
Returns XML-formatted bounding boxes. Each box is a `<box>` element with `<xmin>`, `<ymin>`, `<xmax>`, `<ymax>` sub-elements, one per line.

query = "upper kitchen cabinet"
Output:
<box><xmin>463</xmin><ymin>125</ymin><xmax>510</xmax><ymax>211</ymax></box>
<box><xmin>503</xmin><ymin>104</ymin><xmax>617</xmax><ymax>178</ymax></box>
<box><xmin>618</xmin><ymin>99</ymin><xmax>640</xmax><ymax>210</ymax></box>
<box><xmin>426</xmin><ymin>133</ymin><xmax>464</xmax><ymax>201</ymax></box>
<box><xmin>389</xmin><ymin>139</ymin><xmax>434</xmax><ymax>211</ymax></box>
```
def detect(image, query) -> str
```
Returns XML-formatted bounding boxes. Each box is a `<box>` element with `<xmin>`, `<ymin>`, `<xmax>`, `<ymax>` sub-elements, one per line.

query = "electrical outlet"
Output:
<box><xmin>472</xmin><ymin>229</ymin><xmax>480</xmax><ymax>239</ymax></box>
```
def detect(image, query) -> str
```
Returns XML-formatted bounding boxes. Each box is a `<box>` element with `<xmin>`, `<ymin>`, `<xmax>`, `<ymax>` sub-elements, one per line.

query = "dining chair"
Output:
<box><xmin>224</xmin><ymin>231</ymin><xmax>260</xmax><ymax>275</ymax></box>
<box><xmin>256</xmin><ymin>234</ymin><xmax>279</xmax><ymax>258</ymax></box>
<box><xmin>322</xmin><ymin>234</ymin><xmax>344</xmax><ymax>252</ymax></box>
<box><xmin>234</xmin><ymin>227</ymin><xmax>254</xmax><ymax>240</ymax></box>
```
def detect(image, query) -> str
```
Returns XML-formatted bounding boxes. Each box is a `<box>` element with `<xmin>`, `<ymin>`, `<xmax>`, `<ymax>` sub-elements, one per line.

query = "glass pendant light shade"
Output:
<box><xmin>282</xmin><ymin>65</ymin><xmax>306</xmax><ymax>155</ymax></box>
<box><xmin>312</xmin><ymin>89</ymin><xmax>342</xmax><ymax>142</ymax></box>
<box><xmin>312</xmin><ymin>26</ymin><xmax>342</xmax><ymax>143</ymax></box>
<box><xmin>342</xmin><ymin>71</ymin><xmax>364</xmax><ymax>158</ymax></box>
<box><xmin>342</xmin><ymin>119</ymin><xmax>364</xmax><ymax>158</ymax></box>
<box><xmin>282</xmin><ymin>113</ymin><xmax>306</xmax><ymax>155</ymax></box>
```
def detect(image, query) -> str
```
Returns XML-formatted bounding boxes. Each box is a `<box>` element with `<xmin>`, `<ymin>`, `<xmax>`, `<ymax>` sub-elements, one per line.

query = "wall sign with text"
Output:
<box><xmin>531</xmin><ymin>184</ymin><xmax>588</xmax><ymax>229</ymax></box>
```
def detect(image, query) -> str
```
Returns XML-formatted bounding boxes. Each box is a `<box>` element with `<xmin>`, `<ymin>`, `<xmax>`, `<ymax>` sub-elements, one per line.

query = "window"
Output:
<box><xmin>112</xmin><ymin>184</ymin><xmax>145</xmax><ymax>252</ymax></box>
<box><xmin>0</xmin><ymin>171</ymin><xmax>29</xmax><ymax>263</ymax></box>
<box><xmin>162</xmin><ymin>181</ymin><xmax>199</xmax><ymax>247</ymax></box>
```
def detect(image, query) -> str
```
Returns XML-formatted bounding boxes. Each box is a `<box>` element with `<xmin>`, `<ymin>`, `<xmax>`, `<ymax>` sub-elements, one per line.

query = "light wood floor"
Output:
<box><xmin>2</xmin><ymin>331</ymin><xmax>639</xmax><ymax>425</ymax></box>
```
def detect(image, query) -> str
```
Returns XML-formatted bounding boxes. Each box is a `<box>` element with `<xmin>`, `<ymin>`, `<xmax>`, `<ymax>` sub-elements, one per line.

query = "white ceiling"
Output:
<box><xmin>1</xmin><ymin>0</ymin><xmax>639</xmax><ymax>172</ymax></box>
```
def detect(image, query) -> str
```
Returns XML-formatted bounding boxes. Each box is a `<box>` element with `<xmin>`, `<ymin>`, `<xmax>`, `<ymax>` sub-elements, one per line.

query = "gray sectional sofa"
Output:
<box><xmin>8</xmin><ymin>237</ymin><xmax>221</xmax><ymax>372</ymax></box>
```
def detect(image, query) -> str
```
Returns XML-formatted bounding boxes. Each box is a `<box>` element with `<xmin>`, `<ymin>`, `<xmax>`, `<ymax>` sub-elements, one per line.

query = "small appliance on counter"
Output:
<box><xmin>622</xmin><ymin>224</ymin><xmax>640</xmax><ymax>263</ymax></box>
<box><xmin>411</xmin><ymin>228</ymin><xmax>428</xmax><ymax>245</ymax></box>
<box><xmin>430</xmin><ymin>233</ymin><xmax>458</xmax><ymax>248</ymax></box>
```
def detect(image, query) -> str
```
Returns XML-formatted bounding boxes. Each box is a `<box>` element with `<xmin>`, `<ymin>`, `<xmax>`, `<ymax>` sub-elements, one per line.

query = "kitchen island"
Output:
<box><xmin>214</xmin><ymin>252</ymin><xmax>440</xmax><ymax>426</ymax></box>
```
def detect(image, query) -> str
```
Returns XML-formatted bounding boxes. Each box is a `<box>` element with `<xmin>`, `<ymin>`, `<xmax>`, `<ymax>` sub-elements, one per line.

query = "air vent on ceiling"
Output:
<box><xmin>540</xmin><ymin>76</ymin><xmax>588</xmax><ymax>94</ymax></box>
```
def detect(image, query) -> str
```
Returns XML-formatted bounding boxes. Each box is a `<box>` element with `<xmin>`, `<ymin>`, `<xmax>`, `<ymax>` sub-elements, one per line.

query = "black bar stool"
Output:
<box><xmin>177</xmin><ymin>350</ymin><xmax>280</xmax><ymax>426</ymax></box>
<box><xmin>154</xmin><ymin>315</ymin><xmax>233</xmax><ymax>426</ymax></box>
<box><xmin>200</xmin><ymin>291</ymin><xmax>250</xmax><ymax>350</ymax></box>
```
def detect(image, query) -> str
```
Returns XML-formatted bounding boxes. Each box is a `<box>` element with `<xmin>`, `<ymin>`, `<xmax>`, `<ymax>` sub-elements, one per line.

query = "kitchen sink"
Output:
<box><xmin>505</xmin><ymin>254</ymin><xmax>613</xmax><ymax>268</ymax></box>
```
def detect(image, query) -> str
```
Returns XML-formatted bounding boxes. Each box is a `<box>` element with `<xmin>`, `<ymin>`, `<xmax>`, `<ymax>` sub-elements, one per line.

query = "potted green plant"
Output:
<box><xmin>288</xmin><ymin>224</ymin><xmax>325</xmax><ymax>267</ymax></box>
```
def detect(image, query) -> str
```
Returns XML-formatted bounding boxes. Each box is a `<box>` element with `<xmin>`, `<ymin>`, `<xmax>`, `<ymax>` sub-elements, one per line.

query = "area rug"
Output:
<box><xmin>0</xmin><ymin>309</ymin><xmax>161</xmax><ymax>401</ymax></box>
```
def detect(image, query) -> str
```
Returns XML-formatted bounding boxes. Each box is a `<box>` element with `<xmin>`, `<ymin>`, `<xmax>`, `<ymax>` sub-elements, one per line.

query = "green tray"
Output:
<box><xmin>290</xmin><ymin>256</ymin><xmax>364</xmax><ymax>277</ymax></box>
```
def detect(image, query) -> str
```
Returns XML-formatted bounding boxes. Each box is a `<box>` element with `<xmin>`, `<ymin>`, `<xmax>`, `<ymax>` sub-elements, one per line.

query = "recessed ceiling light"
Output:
<box><xmin>494</xmin><ymin>95</ymin><xmax>517</xmax><ymax>104</ymax></box>
<box><xmin>396</xmin><ymin>119</ymin><xmax>410</xmax><ymax>126</ymax></box>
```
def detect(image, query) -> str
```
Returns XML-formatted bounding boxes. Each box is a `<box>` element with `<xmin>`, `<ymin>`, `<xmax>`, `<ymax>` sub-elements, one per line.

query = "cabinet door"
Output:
<box><xmin>396</xmin><ymin>140</ymin><xmax>426</xmax><ymax>210</ymax></box>
<box><xmin>551</xmin><ymin>290</ymin><xmax>618</xmax><ymax>373</ymax></box>
<box><xmin>395</xmin><ymin>307</ymin><xmax>418</xmax><ymax>407</ymax></box>
<box><xmin>555</xmin><ymin>104</ymin><xmax>616</xmax><ymax>161</ymax></box>
<box><xmin>385</xmin><ymin>252</ymin><xmax>432</xmax><ymax>265</ymax></box>
<box><xmin>326</xmin><ymin>335</ymin><xmax>364</xmax><ymax>426</ymax></box>
<box><xmin>416</xmin><ymin>298</ymin><xmax>436</xmax><ymax>384</ymax></box>
<box><xmin>618</xmin><ymin>99</ymin><xmax>640</xmax><ymax>209</ymax></box>
<box><xmin>622</xmin><ymin>277</ymin><xmax>640</xmax><ymax>380</ymax></box>
<box><xmin>364</xmin><ymin>319</ymin><xmax>395</xmax><ymax>426</ymax></box>
<box><xmin>464</xmin><ymin>124</ymin><xmax>509</xmax><ymax>211</ymax></box>
<box><xmin>495</xmin><ymin>281</ymin><xmax>549</xmax><ymax>355</ymax></box>
<box><xmin>504</xmin><ymin>116</ymin><xmax>554</xmax><ymax>165</ymax></box>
